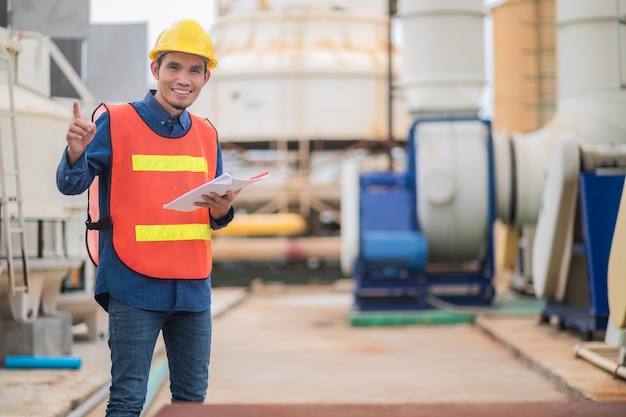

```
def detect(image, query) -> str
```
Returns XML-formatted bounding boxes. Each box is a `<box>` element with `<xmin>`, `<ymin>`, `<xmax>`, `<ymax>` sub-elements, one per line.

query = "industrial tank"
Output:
<box><xmin>1</xmin><ymin>28</ymin><xmax>91</xmax><ymax>325</ymax></box>
<box><xmin>0</xmin><ymin>28</ymin><xmax>85</xmax><ymax>259</ymax></box>
<box><xmin>491</xmin><ymin>0</ymin><xmax>556</xmax><ymax>134</ymax></box>
<box><xmin>204</xmin><ymin>0</ymin><xmax>409</xmax><ymax>143</ymax></box>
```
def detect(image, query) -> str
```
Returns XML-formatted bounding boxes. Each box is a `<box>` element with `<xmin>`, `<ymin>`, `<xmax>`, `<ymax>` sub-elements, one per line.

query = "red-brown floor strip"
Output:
<box><xmin>154</xmin><ymin>402</ymin><xmax>626</xmax><ymax>417</ymax></box>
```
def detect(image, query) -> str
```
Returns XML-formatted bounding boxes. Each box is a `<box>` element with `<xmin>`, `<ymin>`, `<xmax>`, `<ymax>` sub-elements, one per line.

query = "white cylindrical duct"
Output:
<box><xmin>339</xmin><ymin>158</ymin><xmax>360</xmax><ymax>276</ymax></box>
<box><xmin>206</xmin><ymin>0</ymin><xmax>410</xmax><ymax>142</ymax></box>
<box><xmin>557</xmin><ymin>0</ymin><xmax>624</xmax><ymax>96</ymax></box>
<box><xmin>497</xmin><ymin>0</ymin><xmax>626</xmax><ymax>226</ymax></box>
<box><xmin>415</xmin><ymin>120</ymin><xmax>490</xmax><ymax>263</ymax></box>
<box><xmin>509</xmin><ymin>126</ymin><xmax>557</xmax><ymax>224</ymax></box>
<box><xmin>397</xmin><ymin>0</ymin><xmax>486</xmax><ymax>115</ymax></box>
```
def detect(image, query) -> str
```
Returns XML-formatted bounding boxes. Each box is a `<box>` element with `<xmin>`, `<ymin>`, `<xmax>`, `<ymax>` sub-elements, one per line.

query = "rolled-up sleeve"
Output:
<box><xmin>56</xmin><ymin>151</ymin><xmax>90</xmax><ymax>195</ymax></box>
<box><xmin>210</xmin><ymin>206</ymin><xmax>235</xmax><ymax>230</ymax></box>
<box><xmin>209</xmin><ymin>140</ymin><xmax>235</xmax><ymax>230</ymax></box>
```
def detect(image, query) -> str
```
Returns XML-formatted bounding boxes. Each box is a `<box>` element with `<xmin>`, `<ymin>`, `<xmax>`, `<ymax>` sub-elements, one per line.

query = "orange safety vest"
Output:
<box><xmin>86</xmin><ymin>103</ymin><xmax>218</xmax><ymax>279</ymax></box>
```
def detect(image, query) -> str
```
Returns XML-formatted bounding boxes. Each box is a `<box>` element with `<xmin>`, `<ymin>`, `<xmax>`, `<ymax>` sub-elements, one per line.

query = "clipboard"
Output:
<box><xmin>163</xmin><ymin>171</ymin><xmax>270</xmax><ymax>212</ymax></box>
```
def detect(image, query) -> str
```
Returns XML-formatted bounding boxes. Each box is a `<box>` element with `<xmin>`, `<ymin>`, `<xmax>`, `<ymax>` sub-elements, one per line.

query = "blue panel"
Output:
<box><xmin>579</xmin><ymin>172</ymin><xmax>625</xmax><ymax>315</ymax></box>
<box><xmin>361</xmin><ymin>230</ymin><xmax>428</xmax><ymax>271</ymax></box>
<box><xmin>359</xmin><ymin>172</ymin><xmax>414</xmax><ymax>233</ymax></box>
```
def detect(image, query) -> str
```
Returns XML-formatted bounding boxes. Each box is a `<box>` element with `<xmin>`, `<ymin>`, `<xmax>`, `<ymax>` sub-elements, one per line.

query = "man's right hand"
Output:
<box><xmin>65</xmin><ymin>100</ymin><xmax>96</xmax><ymax>167</ymax></box>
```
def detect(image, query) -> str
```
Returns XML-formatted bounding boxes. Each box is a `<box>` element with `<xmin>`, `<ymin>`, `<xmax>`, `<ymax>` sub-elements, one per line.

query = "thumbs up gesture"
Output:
<box><xmin>66</xmin><ymin>100</ymin><xmax>97</xmax><ymax>166</ymax></box>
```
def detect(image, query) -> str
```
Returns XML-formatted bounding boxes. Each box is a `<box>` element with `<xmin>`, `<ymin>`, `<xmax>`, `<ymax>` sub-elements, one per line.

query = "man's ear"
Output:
<box><xmin>150</xmin><ymin>61</ymin><xmax>160</xmax><ymax>80</ymax></box>
<box><xmin>204</xmin><ymin>70</ymin><xmax>211</xmax><ymax>85</ymax></box>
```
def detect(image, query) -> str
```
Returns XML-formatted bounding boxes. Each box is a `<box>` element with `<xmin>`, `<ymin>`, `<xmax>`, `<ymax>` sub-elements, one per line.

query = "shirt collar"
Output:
<box><xmin>144</xmin><ymin>90</ymin><xmax>189</xmax><ymax>130</ymax></box>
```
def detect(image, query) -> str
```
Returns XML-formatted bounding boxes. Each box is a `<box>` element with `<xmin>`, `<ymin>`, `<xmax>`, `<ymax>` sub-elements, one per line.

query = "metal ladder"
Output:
<box><xmin>0</xmin><ymin>39</ymin><xmax>29</xmax><ymax>295</ymax></box>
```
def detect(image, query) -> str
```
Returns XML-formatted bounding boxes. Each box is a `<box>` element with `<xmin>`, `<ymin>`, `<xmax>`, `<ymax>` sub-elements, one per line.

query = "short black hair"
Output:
<box><xmin>156</xmin><ymin>52</ymin><xmax>208</xmax><ymax>72</ymax></box>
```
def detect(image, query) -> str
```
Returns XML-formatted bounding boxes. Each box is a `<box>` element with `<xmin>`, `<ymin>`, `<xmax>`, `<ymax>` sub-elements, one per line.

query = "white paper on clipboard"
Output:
<box><xmin>163</xmin><ymin>171</ymin><xmax>270</xmax><ymax>212</ymax></box>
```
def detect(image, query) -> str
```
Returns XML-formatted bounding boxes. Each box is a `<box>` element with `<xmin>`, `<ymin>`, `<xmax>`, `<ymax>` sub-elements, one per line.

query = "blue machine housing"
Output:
<box><xmin>540</xmin><ymin>171</ymin><xmax>625</xmax><ymax>338</ymax></box>
<box><xmin>354</xmin><ymin>171</ymin><xmax>429</xmax><ymax>311</ymax></box>
<box><xmin>353</xmin><ymin>116</ymin><xmax>496</xmax><ymax>311</ymax></box>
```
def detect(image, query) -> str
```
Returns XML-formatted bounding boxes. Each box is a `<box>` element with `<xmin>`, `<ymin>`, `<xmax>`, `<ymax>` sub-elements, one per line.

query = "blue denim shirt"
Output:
<box><xmin>56</xmin><ymin>91</ymin><xmax>233</xmax><ymax>312</ymax></box>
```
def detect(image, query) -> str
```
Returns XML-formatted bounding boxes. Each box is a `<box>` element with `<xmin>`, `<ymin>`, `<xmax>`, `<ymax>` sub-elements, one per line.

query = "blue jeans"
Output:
<box><xmin>105</xmin><ymin>297</ymin><xmax>212</xmax><ymax>417</ymax></box>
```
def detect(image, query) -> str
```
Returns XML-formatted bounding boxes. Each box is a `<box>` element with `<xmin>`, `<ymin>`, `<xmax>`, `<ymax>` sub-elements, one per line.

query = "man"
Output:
<box><xmin>56</xmin><ymin>19</ymin><xmax>236</xmax><ymax>417</ymax></box>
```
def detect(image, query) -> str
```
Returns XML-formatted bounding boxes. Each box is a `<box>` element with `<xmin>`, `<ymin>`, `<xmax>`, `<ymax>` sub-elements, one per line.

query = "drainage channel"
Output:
<box><xmin>67</xmin><ymin>352</ymin><xmax>169</xmax><ymax>417</ymax></box>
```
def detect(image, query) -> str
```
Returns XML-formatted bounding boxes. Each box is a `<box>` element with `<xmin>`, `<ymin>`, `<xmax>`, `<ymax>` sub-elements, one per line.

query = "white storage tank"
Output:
<box><xmin>1</xmin><ymin>28</ymin><xmax>91</xmax><ymax>324</ymax></box>
<box><xmin>204</xmin><ymin>0</ymin><xmax>410</xmax><ymax>142</ymax></box>
<box><xmin>0</xmin><ymin>28</ymin><xmax>85</xmax><ymax>259</ymax></box>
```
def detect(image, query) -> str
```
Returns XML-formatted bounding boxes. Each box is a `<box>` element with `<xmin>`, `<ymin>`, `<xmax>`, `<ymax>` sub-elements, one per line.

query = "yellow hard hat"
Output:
<box><xmin>149</xmin><ymin>19</ymin><xmax>218</xmax><ymax>70</ymax></box>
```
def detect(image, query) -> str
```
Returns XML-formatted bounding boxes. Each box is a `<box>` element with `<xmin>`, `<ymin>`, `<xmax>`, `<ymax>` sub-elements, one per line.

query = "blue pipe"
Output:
<box><xmin>65</xmin><ymin>353</ymin><xmax>169</xmax><ymax>417</ymax></box>
<box><xmin>5</xmin><ymin>355</ymin><xmax>82</xmax><ymax>369</ymax></box>
<box><xmin>141</xmin><ymin>356</ymin><xmax>169</xmax><ymax>416</ymax></box>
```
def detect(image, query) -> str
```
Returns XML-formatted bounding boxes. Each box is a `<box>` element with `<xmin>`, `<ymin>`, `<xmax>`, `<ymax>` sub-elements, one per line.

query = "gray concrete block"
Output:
<box><xmin>0</xmin><ymin>312</ymin><xmax>72</xmax><ymax>365</ymax></box>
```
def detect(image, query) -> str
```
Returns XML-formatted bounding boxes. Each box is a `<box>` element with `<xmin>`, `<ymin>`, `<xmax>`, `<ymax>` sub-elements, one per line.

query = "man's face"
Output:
<box><xmin>150</xmin><ymin>52</ymin><xmax>210</xmax><ymax>116</ymax></box>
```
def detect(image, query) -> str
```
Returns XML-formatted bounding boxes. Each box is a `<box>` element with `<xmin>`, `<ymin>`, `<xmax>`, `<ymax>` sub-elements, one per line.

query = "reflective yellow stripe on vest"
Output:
<box><xmin>135</xmin><ymin>224</ymin><xmax>211</xmax><ymax>242</ymax></box>
<box><xmin>132</xmin><ymin>155</ymin><xmax>208</xmax><ymax>173</ymax></box>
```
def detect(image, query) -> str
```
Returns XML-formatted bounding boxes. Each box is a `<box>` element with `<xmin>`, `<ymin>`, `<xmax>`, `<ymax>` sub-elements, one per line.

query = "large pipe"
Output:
<box><xmin>575</xmin><ymin>344</ymin><xmax>626</xmax><ymax>380</ymax></box>
<box><xmin>496</xmin><ymin>0</ymin><xmax>626</xmax><ymax>226</ymax></box>
<box><xmin>212</xmin><ymin>213</ymin><xmax>307</xmax><ymax>237</ymax></box>
<box><xmin>213</xmin><ymin>236</ymin><xmax>340</xmax><ymax>262</ymax></box>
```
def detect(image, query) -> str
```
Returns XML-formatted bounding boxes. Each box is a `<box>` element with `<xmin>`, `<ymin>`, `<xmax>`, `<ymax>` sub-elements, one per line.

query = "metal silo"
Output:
<box><xmin>207</xmin><ymin>0</ymin><xmax>407</xmax><ymax>142</ymax></box>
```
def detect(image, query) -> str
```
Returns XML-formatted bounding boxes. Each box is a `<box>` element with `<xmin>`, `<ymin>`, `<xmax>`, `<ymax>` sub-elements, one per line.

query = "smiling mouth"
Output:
<box><xmin>173</xmin><ymin>88</ymin><xmax>191</xmax><ymax>96</ymax></box>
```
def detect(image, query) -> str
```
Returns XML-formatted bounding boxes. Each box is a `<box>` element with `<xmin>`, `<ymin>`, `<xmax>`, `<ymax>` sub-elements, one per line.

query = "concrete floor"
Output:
<box><xmin>1</xmin><ymin>283</ymin><xmax>625</xmax><ymax>417</ymax></box>
<box><xmin>142</xmin><ymin>283</ymin><xmax>625</xmax><ymax>415</ymax></box>
<box><xmin>202</xmin><ymin>291</ymin><xmax>566</xmax><ymax>404</ymax></box>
